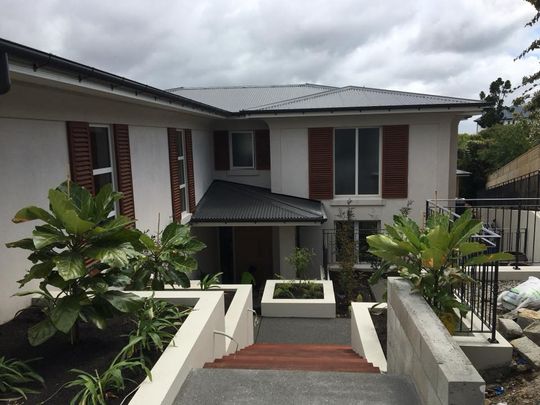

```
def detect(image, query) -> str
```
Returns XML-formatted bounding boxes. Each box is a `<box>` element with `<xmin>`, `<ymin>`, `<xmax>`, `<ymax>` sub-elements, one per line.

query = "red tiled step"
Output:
<box><xmin>203</xmin><ymin>343</ymin><xmax>380</xmax><ymax>373</ymax></box>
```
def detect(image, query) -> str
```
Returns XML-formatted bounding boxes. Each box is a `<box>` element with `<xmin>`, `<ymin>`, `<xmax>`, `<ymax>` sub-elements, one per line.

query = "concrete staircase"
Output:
<box><xmin>203</xmin><ymin>343</ymin><xmax>380</xmax><ymax>373</ymax></box>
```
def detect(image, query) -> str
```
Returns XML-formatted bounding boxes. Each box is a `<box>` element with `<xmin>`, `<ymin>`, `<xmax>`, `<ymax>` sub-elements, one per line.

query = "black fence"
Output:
<box><xmin>322</xmin><ymin>227</ymin><xmax>382</xmax><ymax>268</ymax></box>
<box><xmin>481</xmin><ymin>170</ymin><xmax>540</xmax><ymax>199</ymax></box>
<box><xmin>426</xmin><ymin>198</ymin><xmax>540</xmax><ymax>342</ymax></box>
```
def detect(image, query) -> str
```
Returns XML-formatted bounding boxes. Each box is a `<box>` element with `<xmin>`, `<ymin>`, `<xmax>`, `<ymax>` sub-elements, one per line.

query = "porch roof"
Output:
<box><xmin>190</xmin><ymin>181</ymin><xmax>326</xmax><ymax>224</ymax></box>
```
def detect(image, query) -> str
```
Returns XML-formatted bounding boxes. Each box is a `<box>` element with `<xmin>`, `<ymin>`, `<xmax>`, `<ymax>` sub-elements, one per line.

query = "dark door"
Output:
<box><xmin>234</xmin><ymin>227</ymin><xmax>273</xmax><ymax>285</ymax></box>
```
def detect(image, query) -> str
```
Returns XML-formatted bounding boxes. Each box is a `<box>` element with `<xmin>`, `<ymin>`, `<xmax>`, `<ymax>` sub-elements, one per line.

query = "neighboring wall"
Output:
<box><xmin>266</xmin><ymin>113</ymin><xmax>460</xmax><ymax>228</ymax></box>
<box><xmin>0</xmin><ymin>80</ymin><xmax>216</xmax><ymax>323</ymax></box>
<box><xmin>487</xmin><ymin>144</ymin><xmax>540</xmax><ymax>189</ymax></box>
<box><xmin>387</xmin><ymin>277</ymin><xmax>485</xmax><ymax>405</ymax></box>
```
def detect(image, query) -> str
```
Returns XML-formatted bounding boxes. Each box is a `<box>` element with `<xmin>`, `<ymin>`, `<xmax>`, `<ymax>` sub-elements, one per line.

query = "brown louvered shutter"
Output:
<box><xmin>167</xmin><ymin>128</ymin><xmax>182</xmax><ymax>222</ymax></box>
<box><xmin>255</xmin><ymin>129</ymin><xmax>271</xmax><ymax>170</ymax></box>
<box><xmin>113</xmin><ymin>124</ymin><xmax>135</xmax><ymax>220</ymax></box>
<box><xmin>382</xmin><ymin>125</ymin><xmax>409</xmax><ymax>199</ymax></box>
<box><xmin>66</xmin><ymin>121</ymin><xmax>95</xmax><ymax>194</ymax></box>
<box><xmin>214</xmin><ymin>130</ymin><xmax>229</xmax><ymax>170</ymax></box>
<box><xmin>308</xmin><ymin>127</ymin><xmax>333</xmax><ymax>200</ymax></box>
<box><xmin>184</xmin><ymin>129</ymin><xmax>196</xmax><ymax>213</ymax></box>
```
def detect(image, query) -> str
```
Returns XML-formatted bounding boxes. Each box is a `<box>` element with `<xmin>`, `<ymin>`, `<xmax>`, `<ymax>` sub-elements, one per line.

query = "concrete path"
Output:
<box><xmin>174</xmin><ymin>368</ymin><xmax>419</xmax><ymax>405</ymax></box>
<box><xmin>256</xmin><ymin>317</ymin><xmax>350</xmax><ymax>344</ymax></box>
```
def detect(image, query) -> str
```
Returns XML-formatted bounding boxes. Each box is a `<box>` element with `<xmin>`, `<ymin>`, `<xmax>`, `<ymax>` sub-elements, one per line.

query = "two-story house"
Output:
<box><xmin>0</xmin><ymin>38</ymin><xmax>486</xmax><ymax>323</ymax></box>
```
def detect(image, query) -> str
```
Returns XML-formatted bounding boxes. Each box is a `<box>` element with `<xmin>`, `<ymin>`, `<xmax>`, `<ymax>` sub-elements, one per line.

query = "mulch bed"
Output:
<box><xmin>369</xmin><ymin>309</ymin><xmax>387</xmax><ymax>357</ymax></box>
<box><xmin>0</xmin><ymin>306</ymin><xmax>175</xmax><ymax>405</ymax></box>
<box><xmin>329</xmin><ymin>270</ymin><xmax>375</xmax><ymax>317</ymax></box>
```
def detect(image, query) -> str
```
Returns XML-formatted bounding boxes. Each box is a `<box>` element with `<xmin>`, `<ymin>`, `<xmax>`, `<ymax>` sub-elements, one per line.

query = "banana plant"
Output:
<box><xmin>367</xmin><ymin>210</ymin><xmax>513</xmax><ymax>333</ymax></box>
<box><xmin>129</xmin><ymin>222</ymin><xmax>206</xmax><ymax>290</ymax></box>
<box><xmin>6</xmin><ymin>181</ymin><xmax>143</xmax><ymax>346</ymax></box>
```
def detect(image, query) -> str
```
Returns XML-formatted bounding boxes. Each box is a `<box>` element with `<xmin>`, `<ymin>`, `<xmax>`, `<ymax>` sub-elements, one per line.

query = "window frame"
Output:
<box><xmin>333</xmin><ymin>127</ymin><xmax>382</xmax><ymax>198</ymax></box>
<box><xmin>176</xmin><ymin>130</ymin><xmax>189</xmax><ymax>214</ymax></box>
<box><xmin>229</xmin><ymin>130</ymin><xmax>255</xmax><ymax>169</ymax></box>
<box><xmin>89</xmin><ymin>124</ymin><xmax>118</xmax><ymax>216</ymax></box>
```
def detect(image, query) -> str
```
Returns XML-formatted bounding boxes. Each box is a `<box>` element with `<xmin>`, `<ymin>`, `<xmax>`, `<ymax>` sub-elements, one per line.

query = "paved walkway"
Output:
<box><xmin>174</xmin><ymin>369</ymin><xmax>418</xmax><ymax>405</ymax></box>
<box><xmin>256</xmin><ymin>317</ymin><xmax>350</xmax><ymax>344</ymax></box>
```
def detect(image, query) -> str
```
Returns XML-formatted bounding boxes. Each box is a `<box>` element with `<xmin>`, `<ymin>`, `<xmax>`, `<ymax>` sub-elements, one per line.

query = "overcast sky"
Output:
<box><xmin>1</xmin><ymin>0</ymin><xmax>539</xmax><ymax>132</ymax></box>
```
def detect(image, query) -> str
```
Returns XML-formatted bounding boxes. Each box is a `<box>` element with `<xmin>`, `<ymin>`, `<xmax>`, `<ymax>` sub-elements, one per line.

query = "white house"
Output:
<box><xmin>0</xmin><ymin>38</ymin><xmax>486</xmax><ymax>323</ymax></box>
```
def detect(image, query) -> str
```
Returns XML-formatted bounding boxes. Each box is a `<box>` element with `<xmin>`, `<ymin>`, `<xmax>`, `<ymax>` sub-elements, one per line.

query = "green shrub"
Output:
<box><xmin>199</xmin><ymin>272</ymin><xmax>222</xmax><ymax>290</ymax></box>
<box><xmin>285</xmin><ymin>247</ymin><xmax>314</xmax><ymax>279</ymax></box>
<box><xmin>367</xmin><ymin>210</ymin><xmax>512</xmax><ymax>333</ymax></box>
<box><xmin>7</xmin><ymin>182</ymin><xmax>143</xmax><ymax>345</ymax></box>
<box><xmin>129</xmin><ymin>222</ymin><xmax>205</xmax><ymax>290</ymax></box>
<box><xmin>0</xmin><ymin>356</ymin><xmax>43</xmax><ymax>400</ymax></box>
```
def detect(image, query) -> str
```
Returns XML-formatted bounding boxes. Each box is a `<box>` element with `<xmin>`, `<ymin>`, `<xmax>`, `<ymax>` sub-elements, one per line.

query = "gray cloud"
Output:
<box><xmin>1</xmin><ymin>0</ymin><xmax>538</xmax><ymax>132</ymax></box>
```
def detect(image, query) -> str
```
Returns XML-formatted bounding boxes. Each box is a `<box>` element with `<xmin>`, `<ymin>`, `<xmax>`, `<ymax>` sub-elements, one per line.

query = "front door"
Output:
<box><xmin>234</xmin><ymin>227</ymin><xmax>273</xmax><ymax>285</ymax></box>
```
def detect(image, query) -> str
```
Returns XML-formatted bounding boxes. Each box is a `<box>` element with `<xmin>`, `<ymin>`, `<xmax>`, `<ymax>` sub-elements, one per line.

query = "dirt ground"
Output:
<box><xmin>485</xmin><ymin>368</ymin><xmax>540</xmax><ymax>405</ymax></box>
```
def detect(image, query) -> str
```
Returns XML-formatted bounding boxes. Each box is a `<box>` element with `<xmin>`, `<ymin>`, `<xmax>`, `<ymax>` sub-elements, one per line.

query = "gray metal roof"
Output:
<box><xmin>247</xmin><ymin>86</ymin><xmax>484</xmax><ymax>111</ymax></box>
<box><xmin>168</xmin><ymin>84</ymin><xmax>335</xmax><ymax>112</ymax></box>
<box><xmin>190</xmin><ymin>181</ymin><xmax>326</xmax><ymax>224</ymax></box>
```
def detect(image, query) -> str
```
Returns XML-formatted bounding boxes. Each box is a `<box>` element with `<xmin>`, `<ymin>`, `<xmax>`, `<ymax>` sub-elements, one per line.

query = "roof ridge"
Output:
<box><xmin>167</xmin><ymin>83</ymin><xmax>336</xmax><ymax>92</ymax></box>
<box><xmin>347</xmin><ymin>86</ymin><xmax>482</xmax><ymax>103</ymax></box>
<box><xmin>248</xmin><ymin>86</ymin><xmax>352</xmax><ymax>110</ymax></box>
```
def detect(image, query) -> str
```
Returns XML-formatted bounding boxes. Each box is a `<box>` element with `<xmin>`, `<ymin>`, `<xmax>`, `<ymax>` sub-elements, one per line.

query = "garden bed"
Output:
<box><xmin>328</xmin><ymin>269</ymin><xmax>375</xmax><ymax>317</ymax></box>
<box><xmin>370</xmin><ymin>308</ymin><xmax>387</xmax><ymax>357</ymax></box>
<box><xmin>0</xmin><ymin>306</ymin><xmax>184</xmax><ymax>404</ymax></box>
<box><xmin>272</xmin><ymin>282</ymin><xmax>323</xmax><ymax>299</ymax></box>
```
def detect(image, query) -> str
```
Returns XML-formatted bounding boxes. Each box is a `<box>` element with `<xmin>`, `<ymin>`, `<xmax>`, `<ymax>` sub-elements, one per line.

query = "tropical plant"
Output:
<box><xmin>129</xmin><ymin>222</ymin><xmax>206</xmax><ymax>290</ymax></box>
<box><xmin>66</xmin><ymin>337</ymin><xmax>150</xmax><ymax>405</ymax></box>
<box><xmin>0</xmin><ymin>356</ymin><xmax>44</xmax><ymax>400</ymax></box>
<box><xmin>240</xmin><ymin>271</ymin><xmax>256</xmax><ymax>285</ymax></box>
<box><xmin>284</xmin><ymin>248</ymin><xmax>314</xmax><ymax>280</ymax></box>
<box><xmin>367</xmin><ymin>210</ymin><xmax>513</xmax><ymax>333</ymax></box>
<box><xmin>126</xmin><ymin>297</ymin><xmax>190</xmax><ymax>363</ymax></box>
<box><xmin>6</xmin><ymin>181</ymin><xmax>143</xmax><ymax>346</ymax></box>
<box><xmin>199</xmin><ymin>272</ymin><xmax>223</xmax><ymax>290</ymax></box>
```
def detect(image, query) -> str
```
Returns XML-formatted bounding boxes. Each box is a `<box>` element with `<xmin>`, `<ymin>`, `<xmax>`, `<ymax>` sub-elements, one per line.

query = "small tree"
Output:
<box><xmin>285</xmin><ymin>247</ymin><xmax>314</xmax><ymax>280</ymax></box>
<box><xmin>335</xmin><ymin>201</ymin><xmax>357</xmax><ymax>305</ymax></box>
<box><xmin>7</xmin><ymin>182</ymin><xmax>142</xmax><ymax>346</ymax></box>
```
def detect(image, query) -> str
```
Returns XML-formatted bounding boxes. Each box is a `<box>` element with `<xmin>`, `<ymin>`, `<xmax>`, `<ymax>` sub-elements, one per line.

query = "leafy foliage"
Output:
<box><xmin>0</xmin><ymin>356</ymin><xmax>44</xmax><ymax>399</ymax></box>
<box><xmin>284</xmin><ymin>247</ymin><xmax>315</xmax><ymax>279</ymax></box>
<box><xmin>199</xmin><ymin>272</ymin><xmax>223</xmax><ymax>290</ymax></box>
<box><xmin>129</xmin><ymin>222</ymin><xmax>205</xmax><ymax>290</ymax></box>
<box><xmin>6</xmin><ymin>182</ymin><xmax>143</xmax><ymax>346</ymax></box>
<box><xmin>240</xmin><ymin>271</ymin><xmax>256</xmax><ymax>285</ymax></box>
<box><xmin>458</xmin><ymin>121</ymin><xmax>536</xmax><ymax>197</ymax></box>
<box><xmin>335</xmin><ymin>201</ymin><xmax>357</xmax><ymax>305</ymax></box>
<box><xmin>367</xmin><ymin>210</ymin><xmax>513</xmax><ymax>333</ymax></box>
<box><xmin>477</xmin><ymin>78</ymin><xmax>513</xmax><ymax>128</ymax></box>
<box><xmin>273</xmin><ymin>281</ymin><xmax>323</xmax><ymax>299</ymax></box>
<box><xmin>66</xmin><ymin>337</ymin><xmax>150</xmax><ymax>405</ymax></box>
<box><xmin>126</xmin><ymin>297</ymin><xmax>190</xmax><ymax>363</ymax></box>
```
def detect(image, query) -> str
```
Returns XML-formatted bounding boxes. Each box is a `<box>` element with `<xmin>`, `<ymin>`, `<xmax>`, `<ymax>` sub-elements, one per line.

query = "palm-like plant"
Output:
<box><xmin>6</xmin><ymin>181</ymin><xmax>143</xmax><ymax>345</ymax></box>
<box><xmin>0</xmin><ymin>356</ymin><xmax>44</xmax><ymax>400</ymax></box>
<box><xmin>367</xmin><ymin>210</ymin><xmax>512</xmax><ymax>332</ymax></box>
<box><xmin>129</xmin><ymin>222</ymin><xmax>205</xmax><ymax>290</ymax></box>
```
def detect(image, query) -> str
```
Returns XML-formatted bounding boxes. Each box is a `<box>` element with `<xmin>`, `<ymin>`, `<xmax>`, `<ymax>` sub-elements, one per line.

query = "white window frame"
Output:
<box><xmin>229</xmin><ymin>131</ymin><xmax>255</xmax><ymax>169</ymax></box>
<box><xmin>90</xmin><ymin>124</ymin><xmax>118</xmax><ymax>216</ymax></box>
<box><xmin>333</xmin><ymin>127</ymin><xmax>382</xmax><ymax>198</ymax></box>
<box><xmin>176</xmin><ymin>130</ymin><xmax>189</xmax><ymax>214</ymax></box>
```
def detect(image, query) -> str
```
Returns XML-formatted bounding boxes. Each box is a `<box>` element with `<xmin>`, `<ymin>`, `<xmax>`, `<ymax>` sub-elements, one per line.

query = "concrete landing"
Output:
<box><xmin>256</xmin><ymin>317</ymin><xmax>350</xmax><ymax>344</ymax></box>
<box><xmin>174</xmin><ymin>369</ymin><xmax>419</xmax><ymax>405</ymax></box>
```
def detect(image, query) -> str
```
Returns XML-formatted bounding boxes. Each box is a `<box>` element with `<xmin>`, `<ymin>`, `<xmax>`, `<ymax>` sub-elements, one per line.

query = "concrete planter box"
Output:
<box><xmin>261</xmin><ymin>280</ymin><xmax>335</xmax><ymax>318</ymax></box>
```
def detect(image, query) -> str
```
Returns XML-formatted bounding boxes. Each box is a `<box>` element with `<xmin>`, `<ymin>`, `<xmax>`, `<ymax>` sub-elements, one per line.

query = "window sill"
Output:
<box><xmin>227</xmin><ymin>169</ymin><xmax>260</xmax><ymax>176</ymax></box>
<box><xmin>181</xmin><ymin>213</ymin><xmax>192</xmax><ymax>225</ymax></box>
<box><xmin>329</xmin><ymin>198</ymin><xmax>385</xmax><ymax>207</ymax></box>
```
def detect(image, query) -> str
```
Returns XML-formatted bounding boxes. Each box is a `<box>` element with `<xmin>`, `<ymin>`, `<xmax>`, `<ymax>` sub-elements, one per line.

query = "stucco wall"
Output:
<box><xmin>266</xmin><ymin>113</ymin><xmax>460</xmax><ymax>227</ymax></box>
<box><xmin>0</xmin><ymin>118</ymin><xmax>70</xmax><ymax>324</ymax></box>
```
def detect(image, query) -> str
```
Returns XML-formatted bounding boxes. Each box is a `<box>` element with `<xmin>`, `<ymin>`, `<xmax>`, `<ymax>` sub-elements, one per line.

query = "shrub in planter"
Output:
<box><xmin>367</xmin><ymin>210</ymin><xmax>512</xmax><ymax>333</ymax></box>
<box><xmin>273</xmin><ymin>281</ymin><xmax>323</xmax><ymax>299</ymax></box>
<box><xmin>285</xmin><ymin>247</ymin><xmax>315</xmax><ymax>280</ymax></box>
<box><xmin>7</xmin><ymin>182</ymin><xmax>143</xmax><ymax>345</ymax></box>
<box><xmin>129</xmin><ymin>222</ymin><xmax>206</xmax><ymax>290</ymax></box>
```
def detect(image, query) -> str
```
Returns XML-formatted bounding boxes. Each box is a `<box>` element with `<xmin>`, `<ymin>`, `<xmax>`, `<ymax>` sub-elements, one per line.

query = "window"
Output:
<box><xmin>90</xmin><ymin>125</ymin><xmax>117</xmax><ymax>215</ymax></box>
<box><xmin>230</xmin><ymin>131</ymin><xmax>255</xmax><ymax>169</ymax></box>
<box><xmin>335</xmin><ymin>220</ymin><xmax>380</xmax><ymax>262</ymax></box>
<box><xmin>176</xmin><ymin>130</ymin><xmax>188</xmax><ymax>213</ymax></box>
<box><xmin>334</xmin><ymin>128</ymin><xmax>380</xmax><ymax>195</ymax></box>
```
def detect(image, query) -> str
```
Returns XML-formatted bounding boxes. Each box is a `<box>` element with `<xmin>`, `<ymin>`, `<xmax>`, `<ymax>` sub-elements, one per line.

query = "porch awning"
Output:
<box><xmin>190</xmin><ymin>181</ymin><xmax>327</xmax><ymax>225</ymax></box>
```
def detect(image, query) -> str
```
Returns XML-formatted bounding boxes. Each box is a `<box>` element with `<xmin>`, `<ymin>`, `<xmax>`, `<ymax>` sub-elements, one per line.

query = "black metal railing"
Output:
<box><xmin>322</xmin><ymin>228</ymin><xmax>382</xmax><ymax>268</ymax></box>
<box><xmin>481</xmin><ymin>170</ymin><xmax>540</xmax><ymax>199</ymax></box>
<box><xmin>425</xmin><ymin>198</ymin><xmax>540</xmax><ymax>342</ymax></box>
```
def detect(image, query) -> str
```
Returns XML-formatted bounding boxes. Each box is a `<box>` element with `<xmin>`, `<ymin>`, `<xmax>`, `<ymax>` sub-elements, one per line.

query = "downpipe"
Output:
<box><xmin>0</xmin><ymin>52</ymin><xmax>11</xmax><ymax>95</ymax></box>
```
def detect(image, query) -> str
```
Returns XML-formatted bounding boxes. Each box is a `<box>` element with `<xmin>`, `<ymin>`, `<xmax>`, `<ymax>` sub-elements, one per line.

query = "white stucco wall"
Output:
<box><xmin>0</xmin><ymin>118</ymin><xmax>70</xmax><ymax>324</ymax></box>
<box><xmin>192</xmin><ymin>129</ymin><xmax>214</xmax><ymax>203</ymax></box>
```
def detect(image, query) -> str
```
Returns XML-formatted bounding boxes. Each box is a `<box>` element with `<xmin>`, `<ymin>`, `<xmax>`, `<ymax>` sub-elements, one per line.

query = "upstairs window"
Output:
<box><xmin>230</xmin><ymin>131</ymin><xmax>255</xmax><ymax>169</ymax></box>
<box><xmin>334</xmin><ymin>128</ymin><xmax>380</xmax><ymax>196</ymax></box>
<box><xmin>175</xmin><ymin>130</ymin><xmax>188</xmax><ymax>213</ymax></box>
<box><xmin>90</xmin><ymin>125</ymin><xmax>117</xmax><ymax>215</ymax></box>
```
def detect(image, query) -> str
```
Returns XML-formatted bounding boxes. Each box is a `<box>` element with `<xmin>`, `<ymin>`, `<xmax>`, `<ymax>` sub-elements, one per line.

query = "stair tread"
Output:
<box><xmin>215</xmin><ymin>357</ymin><xmax>370</xmax><ymax>365</ymax></box>
<box><xmin>204</xmin><ymin>362</ymin><xmax>380</xmax><ymax>372</ymax></box>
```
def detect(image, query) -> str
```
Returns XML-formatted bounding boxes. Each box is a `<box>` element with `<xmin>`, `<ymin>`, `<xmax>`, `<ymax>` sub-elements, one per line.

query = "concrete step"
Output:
<box><xmin>174</xmin><ymin>369</ymin><xmax>420</xmax><ymax>405</ymax></box>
